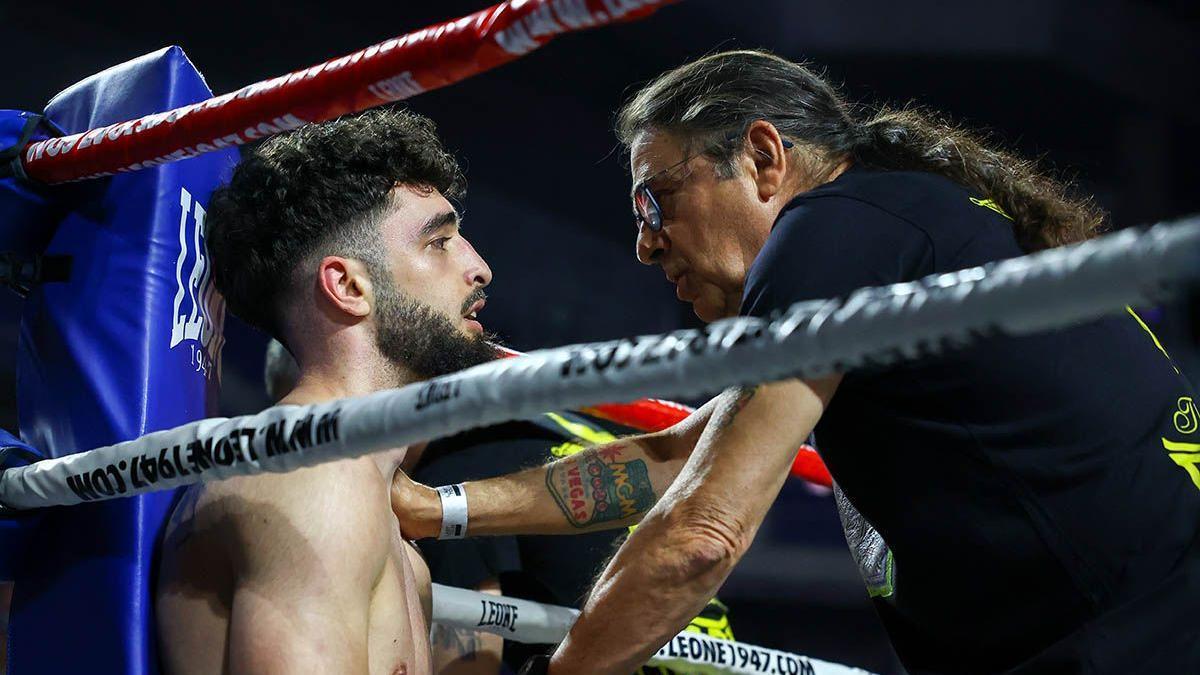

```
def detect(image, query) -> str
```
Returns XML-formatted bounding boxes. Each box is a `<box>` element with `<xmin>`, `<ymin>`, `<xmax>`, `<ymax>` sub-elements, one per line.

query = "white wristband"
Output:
<box><xmin>437</xmin><ymin>483</ymin><xmax>469</xmax><ymax>539</ymax></box>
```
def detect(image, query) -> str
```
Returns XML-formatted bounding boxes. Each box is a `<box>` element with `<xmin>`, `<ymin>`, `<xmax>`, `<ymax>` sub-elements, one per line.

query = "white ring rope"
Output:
<box><xmin>431</xmin><ymin>583</ymin><xmax>875</xmax><ymax>675</ymax></box>
<box><xmin>1</xmin><ymin>216</ymin><xmax>1197</xmax><ymax>511</ymax></box>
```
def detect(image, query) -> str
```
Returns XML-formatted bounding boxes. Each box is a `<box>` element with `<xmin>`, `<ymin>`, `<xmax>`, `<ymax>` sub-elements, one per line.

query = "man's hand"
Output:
<box><xmin>391</xmin><ymin>470</ymin><xmax>442</xmax><ymax>539</ymax></box>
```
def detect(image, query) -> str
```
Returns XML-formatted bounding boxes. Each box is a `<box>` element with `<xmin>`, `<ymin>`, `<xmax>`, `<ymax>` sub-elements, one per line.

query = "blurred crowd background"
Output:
<box><xmin>2</xmin><ymin>1</ymin><xmax>1198</xmax><ymax>671</ymax></box>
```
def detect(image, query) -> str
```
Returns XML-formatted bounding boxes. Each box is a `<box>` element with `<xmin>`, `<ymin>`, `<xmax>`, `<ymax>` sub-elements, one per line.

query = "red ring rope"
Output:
<box><xmin>20</xmin><ymin>0</ymin><xmax>679</xmax><ymax>184</ymax></box>
<box><xmin>496</xmin><ymin>347</ymin><xmax>832</xmax><ymax>487</ymax></box>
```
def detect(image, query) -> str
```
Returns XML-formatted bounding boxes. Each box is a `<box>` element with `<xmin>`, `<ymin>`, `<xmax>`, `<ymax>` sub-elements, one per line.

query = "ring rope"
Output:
<box><xmin>18</xmin><ymin>0</ymin><xmax>678</xmax><ymax>185</ymax></box>
<box><xmin>495</xmin><ymin>346</ymin><xmax>831</xmax><ymax>486</ymax></box>
<box><xmin>431</xmin><ymin>583</ymin><xmax>875</xmax><ymax>674</ymax></box>
<box><xmin>1</xmin><ymin>217</ymin><xmax>1195</xmax><ymax>511</ymax></box>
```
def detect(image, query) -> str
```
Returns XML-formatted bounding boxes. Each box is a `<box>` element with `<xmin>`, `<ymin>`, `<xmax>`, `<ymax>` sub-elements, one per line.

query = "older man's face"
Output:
<box><xmin>630</xmin><ymin>131</ymin><xmax>777</xmax><ymax>323</ymax></box>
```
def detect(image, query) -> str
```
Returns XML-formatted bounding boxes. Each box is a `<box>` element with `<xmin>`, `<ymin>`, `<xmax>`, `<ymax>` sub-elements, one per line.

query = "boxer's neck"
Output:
<box><xmin>282</xmin><ymin>352</ymin><xmax>416</xmax><ymax>482</ymax></box>
<box><xmin>285</xmin><ymin>359</ymin><xmax>412</xmax><ymax>402</ymax></box>
<box><xmin>286</xmin><ymin>329</ymin><xmax>419</xmax><ymax>402</ymax></box>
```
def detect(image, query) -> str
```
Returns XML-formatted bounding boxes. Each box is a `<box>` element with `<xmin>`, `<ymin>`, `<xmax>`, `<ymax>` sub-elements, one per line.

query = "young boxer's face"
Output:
<box><xmin>367</xmin><ymin>185</ymin><xmax>498</xmax><ymax>378</ymax></box>
<box><xmin>378</xmin><ymin>186</ymin><xmax>491</xmax><ymax>334</ymax></box>
<box><xmin>630</xmin><ymin>131</ymin><xmax>776</xmax><ymax>323</ymax></box>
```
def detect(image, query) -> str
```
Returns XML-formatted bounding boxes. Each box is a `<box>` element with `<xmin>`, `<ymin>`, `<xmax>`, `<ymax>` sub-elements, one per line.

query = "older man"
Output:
<box><xmin>392</xmin><ymin>51</ymin><xmax>1200</xmax><ymax>675</ymax></box>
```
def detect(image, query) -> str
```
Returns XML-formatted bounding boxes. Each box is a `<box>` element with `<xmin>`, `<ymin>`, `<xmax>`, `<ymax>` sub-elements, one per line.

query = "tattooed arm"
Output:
<box><xmin>391</xmin><ymin>398</ymin><xmax>720</xmax><ymax>539</ymax></box>
<box><xmin>548</xmin><ymin>377</ymin><xmax>840</xmax><ymax>675</ymax></box>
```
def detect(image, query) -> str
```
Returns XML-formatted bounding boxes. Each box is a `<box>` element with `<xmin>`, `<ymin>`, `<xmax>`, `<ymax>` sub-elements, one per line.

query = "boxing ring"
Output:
<box><xmin>1</xmin><ymin>0</ymin><xmax>1197</xmax><ymax>672</ymax></box>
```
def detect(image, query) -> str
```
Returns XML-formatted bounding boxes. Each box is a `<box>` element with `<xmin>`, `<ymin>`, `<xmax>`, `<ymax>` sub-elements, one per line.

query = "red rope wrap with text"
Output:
<box><xmin>497</xmin><ymin>347</ymin><xmax>832</xmax><ymax>486</ymax></box>
<box><xmin>19</xmin><ymin>0</ymin><xmax>678</xmax><ymax>184</ymax></box>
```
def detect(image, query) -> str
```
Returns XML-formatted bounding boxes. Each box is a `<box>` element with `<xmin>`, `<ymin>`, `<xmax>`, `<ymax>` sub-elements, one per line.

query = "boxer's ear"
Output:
<box><xmin>317</xmin><ymin>256</ymin><xmax>372</xmax><ymax>320</ymax></box>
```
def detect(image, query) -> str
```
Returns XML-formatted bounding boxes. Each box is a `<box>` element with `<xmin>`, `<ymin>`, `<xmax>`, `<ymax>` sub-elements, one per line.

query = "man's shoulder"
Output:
<box><xmin>214</xmin><ymin>458</ymin><xmax>393</xmax><ymax>566</ymax></box>
<box><xmin>771</xmin><ymin>168</ymin><xmax>1013</xmax><ymax>266</ymax></box>
<box><xmin>800</xmin><ymin>168</ymin><xmax>970</xmax><ymax>208</ymax></box>
<box><xmin>780</xmin><ymin>169</ymin><xmax>972</xmax><ymax>235</ymax></box>
<box><xmin>214</xmin><ymin>456</ymin><xmax>387</xmax><ymax>507</ymax></box>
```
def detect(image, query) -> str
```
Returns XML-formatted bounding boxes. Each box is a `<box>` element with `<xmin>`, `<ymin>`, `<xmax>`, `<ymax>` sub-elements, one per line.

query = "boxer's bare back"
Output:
<box><xmin>157</xmin><ymin>446</ymin><xmax>431</xmax><ymax>675</ymax></box>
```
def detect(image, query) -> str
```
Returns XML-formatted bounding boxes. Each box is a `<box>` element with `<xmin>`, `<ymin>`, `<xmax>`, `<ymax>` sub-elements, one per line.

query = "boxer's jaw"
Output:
<box><xmin>377</xmin><ymin>185</ymin><xmax>492</xmax><ymax>338</ymax></box>
<box><xmin>370</xmin><ymin>275</ymin><xmax>498</xmax><ymax>382</ymax></box>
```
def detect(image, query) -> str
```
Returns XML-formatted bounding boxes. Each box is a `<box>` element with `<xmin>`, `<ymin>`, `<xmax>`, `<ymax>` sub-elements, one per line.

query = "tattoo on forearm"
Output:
<box><xmin>714</xmin><ymin>385</ymin><xmax>760</xmax><ymax>431</ymax></box>
<box><xmin>546</xmin><ymin>443</ymin><xmax>656</xmax><ymax>528</ymax></box>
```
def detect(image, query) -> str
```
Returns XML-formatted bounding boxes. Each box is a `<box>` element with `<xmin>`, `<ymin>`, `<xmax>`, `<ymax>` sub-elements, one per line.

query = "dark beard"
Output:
<box><xmin>373</xmin><ymin>279</ymin><xmax>499</xmax><ymax>380</ymax></box>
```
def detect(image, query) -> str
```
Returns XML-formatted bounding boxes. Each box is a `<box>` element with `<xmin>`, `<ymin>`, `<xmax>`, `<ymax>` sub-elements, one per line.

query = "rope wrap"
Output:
<box><xmin>1</xmin><ymin>217</ymin><xmax>1196</xmax><ymax>510</ymax></box>
<box><xmin>431</xmin><ymin>583</ymin><xmax>875</xmax><ymax>674</ymax></box>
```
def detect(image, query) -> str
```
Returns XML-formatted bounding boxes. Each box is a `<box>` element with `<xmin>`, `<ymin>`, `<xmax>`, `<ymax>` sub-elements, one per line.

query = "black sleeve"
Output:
<box><xmin>740</xmin><ymin>195</ymin><xmax>934</xmax><ymax>318</ymax></box>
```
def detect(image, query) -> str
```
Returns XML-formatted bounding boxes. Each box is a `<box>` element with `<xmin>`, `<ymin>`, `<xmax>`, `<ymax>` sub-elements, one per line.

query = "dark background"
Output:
<box><xmin>2</xmin><ymin>1</ymin><xmax>1198</xmax><ymax>672</ymax></box>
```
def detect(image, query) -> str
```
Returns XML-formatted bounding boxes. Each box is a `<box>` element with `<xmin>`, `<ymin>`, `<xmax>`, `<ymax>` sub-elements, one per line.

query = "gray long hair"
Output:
<box><xmin>616</xmin><ymin>50</ymin><xmax>1104</xmax><ymax>252</ymax></box>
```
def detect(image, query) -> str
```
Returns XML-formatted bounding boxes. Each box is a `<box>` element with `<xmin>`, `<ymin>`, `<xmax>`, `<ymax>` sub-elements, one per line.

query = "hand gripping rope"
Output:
<box><xmin>2</xmin><ymin>215</ymin><xmax>1196</xmax><ymax>511</ymax></box>
<box><xmin>431</xmin><ymin>583</ymin><xmax>875</xmax><ymax>674</ymax></box>
<box><xmin>16</xmin><ymin>0</ymin><xmax>680</xmax><ymax>185</ymax></box>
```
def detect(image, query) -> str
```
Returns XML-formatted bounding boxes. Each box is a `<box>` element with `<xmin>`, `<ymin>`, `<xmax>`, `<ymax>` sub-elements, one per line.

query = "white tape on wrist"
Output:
<box><xmin>437</xmin><ymin>483</ymin><xmax>469</xmax><ymax>539</ymax></box>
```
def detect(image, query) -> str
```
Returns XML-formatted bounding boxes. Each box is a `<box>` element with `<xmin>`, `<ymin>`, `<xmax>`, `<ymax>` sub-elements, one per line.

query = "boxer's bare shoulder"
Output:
<box><xmin>157</xmin><ymin>456</ymin><xmax>431</xmax><ymax>675</ymax></box>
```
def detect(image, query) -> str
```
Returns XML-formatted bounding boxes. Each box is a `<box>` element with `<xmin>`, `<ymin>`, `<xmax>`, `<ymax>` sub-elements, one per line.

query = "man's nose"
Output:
<box><xmin>461</xmin><ymin>238</ymin><xmax>492</xmax><ymax>287</ymax></box>
<box><xmin>635</xmin><ymin>223</ymin><xmax>667</xmax><ymax>265</ymax></box>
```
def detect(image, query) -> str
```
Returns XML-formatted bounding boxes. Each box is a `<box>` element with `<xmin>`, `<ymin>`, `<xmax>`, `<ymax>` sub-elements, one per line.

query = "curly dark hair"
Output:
<box><xmin>206</xmin><ymin>107</ymin><xmax>464</xmax><ymax>339</ymax></box>
<box><xmin>617</xmin><ymin>50</ymin><xmax>1105</xmax><ymax>253</ymax></box>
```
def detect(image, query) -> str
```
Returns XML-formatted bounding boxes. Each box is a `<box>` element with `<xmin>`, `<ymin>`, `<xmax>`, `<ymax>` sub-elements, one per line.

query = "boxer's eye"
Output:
<box><xmin>430</xmin><ymin>236</ymin><xmax>452</xmax><ymax>251</ymax></box>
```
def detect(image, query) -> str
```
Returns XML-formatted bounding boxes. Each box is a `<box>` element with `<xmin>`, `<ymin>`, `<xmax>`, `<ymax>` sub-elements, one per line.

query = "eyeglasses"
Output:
<box><xmin>632</xmin><ymin>135</ymin><xmax>793</xmax><ymax>233</ymax></box>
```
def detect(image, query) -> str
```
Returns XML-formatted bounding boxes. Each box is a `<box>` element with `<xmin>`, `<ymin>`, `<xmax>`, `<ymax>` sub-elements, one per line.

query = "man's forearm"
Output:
<box><xmin>465</xmin><ymin>398</ymin><xmax>722</xmax><ymax>535</ymax></box>
<box><xmin>395</xmin><ymin>436</ymin><xmax>680</xmax><ymax>539</ymax></box>
<box><xmin>464</xmin><ymin>434</ymin><xmax>682</xmax><ymax>535</ymax></box>
<box><xmin>554</xmin><ymin>497</ymin><xmax>741</xmax><ymax>674</ymax></box>
<box><xmin>547</xmin><ymin>380</ymin><xmax>834</xmax><ymax>674</ymax></box>
<box><xmin>395</xmin><ymin>400</ymin><xmax>719</xmax><ymax>539</ymax></box>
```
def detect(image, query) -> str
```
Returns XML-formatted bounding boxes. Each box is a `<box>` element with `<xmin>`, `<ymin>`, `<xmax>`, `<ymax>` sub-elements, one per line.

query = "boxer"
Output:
<box><xmin>156</xmin><ymin>108</ymin><xmax>497</xmax><ymax>675</ymax></box>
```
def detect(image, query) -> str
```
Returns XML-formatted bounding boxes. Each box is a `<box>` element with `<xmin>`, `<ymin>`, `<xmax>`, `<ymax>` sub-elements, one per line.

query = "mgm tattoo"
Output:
<box><xmin>547</xmin><ymin>444</ymin><xmax>656</xmax><ymax>528</ymax></box>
